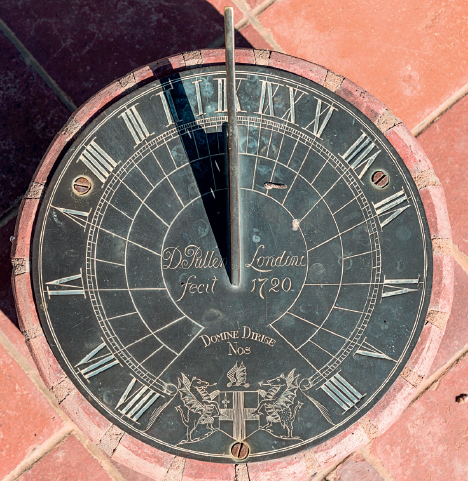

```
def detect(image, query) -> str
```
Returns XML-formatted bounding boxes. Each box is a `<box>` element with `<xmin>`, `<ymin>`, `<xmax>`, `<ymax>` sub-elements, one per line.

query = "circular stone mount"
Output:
<box><xmin>11</xmin><ymin>49</ymin><xmax>454</xmax><ymax>480</ymax></box>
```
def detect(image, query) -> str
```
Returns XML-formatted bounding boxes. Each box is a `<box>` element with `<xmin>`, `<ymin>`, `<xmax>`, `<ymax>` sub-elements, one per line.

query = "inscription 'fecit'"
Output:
<box><xmin>162</xmin><ymin>245</ymin><xmax>227</xmax><ymax>270</ymax></box>
<box><xmin>245</xmin><ymin>245</ymin><xmax>306</xmax><ymax>273</ymax></box>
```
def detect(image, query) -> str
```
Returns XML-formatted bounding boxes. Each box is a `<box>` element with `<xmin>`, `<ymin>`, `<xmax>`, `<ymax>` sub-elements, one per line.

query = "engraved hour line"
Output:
<box><xmin>165</xmin><ymin>143</ymin><xmax>178</xmax><ymax>170</ymax></box>
<box><xmin>281</xmin><ymin>146</ymin><xmax>311</xmax><ymax>205</ymax></box>
<box><xmin>147</xmin><ymin>144</ymin><xmax>185</xmax><ymax>208</ymax></box>
<box><xmin>373</xmin><ymin>189</ymin><xmax>410</xmax><ymax>228</ymax></box>
<box><xmin>114</xmin><ymin>176</ymin><xmax>170</xmax><ymax>227</ymax></box>
<box><xmin>251</xmin><ymin>124</ymin><xmax>263</xmax><ymax>189</ymax></box>
<box><xmin>52</xmin><ymin>206</ymin><xmax>90</xmax><ymax>230</ymax></box>
<box><xmin>340</xmin><ymin>130</ymin><xmax>380</xmax><ymax>180</ymax></box>
<box><xmin>46</xmin><ymin>270</ymin><xmax>85</xmax><ymax>298</ymax></box>
<box><xmin>332</xmin><ymin>195</ymin><xmax>361</xmax><ymax>215</ymax></box>
<box><xmin>102</xmin><ymin>198</ymin><xmax>133</xmax><ymax>220</ymax></box>
<box><xmin>268</xmin><ymin>132</ymin><xmax>286</xmax><ymax>185</ymax></box>
<box><xmin>76</xmin><ymin>342</ymin><xmax>120</xmax><ymax>380</ymax></box>
<box><xmin>215</xmin><ymin>78</ymin><xmax>244</xmax><ymax>113</ymax></box>
<box><xmin>307</xmin><ymin>216</ymin><xmax>376</xmax><ymax>253</ymax></box>
<box><xmin>342</xmin><ymin>249</ymin><xmax>378</xmax><ymax>260</ymax></box>
<box><xmin>116</xmin><ymin>377</ymin><xmax>161</xmax><ymax>422</ymax></box>
<box><xmin>269</xmin><ymin>323</ymin><xmax>323</xmax><ymax>377</ymax></box>
<box><xmin>147</xmin><ymin>145</ymin><xmax>184</xmax><ymax>208</ymax></box>
<box><xmin>79</xmin><ymin>140</ymin><xmax>118</xmax><ymax>184</ymax></box>
<box><xmin>119</xmin><ymin>104</ymin><xmax>153</xmax><ymax>146</ymax></box>
<box><xmin>333</xmin><ymin>306</ymin><xmax>365</xmax><ymax>314</ymax></box>
<box><xmin>300</xmin><ymin>169</ymin><xmax>348</xmax><ymax>221</ymax></box>
<box><xmin>382</xmin><ymin>277</ymin><xmax>420</xmax><ymax>298</ymax></box>
<box><xmin>106</xmin><ymin>317</ymin><xmax>188</xmax><ymax>361</ymax></box>
<box><xmin>320</xmin><ymin>372</ymin><xmax>365</xmax><ymax>412</ymax></box>
<box><xmin>106</xmin><ymin>317</ymin><xmax>190</xmax><ymax>361</ymax></box>
<box><xmin>288</xmin><ymin>312</ymin><xmax>358</xmax><ymax>348</ymax></box>
<box><xmin>93</xmin><ymin>224</ymin><xmax>161</xmax><ymax>257</ymax></box>
<box><xmin>304</xmin><ymin>98</ymin><xmax>337</xmax><ymax>139</ymax></box>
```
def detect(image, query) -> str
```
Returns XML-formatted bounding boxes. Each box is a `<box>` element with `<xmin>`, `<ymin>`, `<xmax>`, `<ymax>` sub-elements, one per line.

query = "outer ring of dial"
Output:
<box><xmin>12</xmin><ymin>49</ymin><xmax>454</xmax><ymax>480</ymax></box>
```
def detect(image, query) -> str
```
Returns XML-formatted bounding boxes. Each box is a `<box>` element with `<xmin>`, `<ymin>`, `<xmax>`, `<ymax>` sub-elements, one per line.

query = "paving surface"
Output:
<box><xmin>0</xmin><ymin>0</ymin><xmax>467</xmax><ymax>479</ymax></box>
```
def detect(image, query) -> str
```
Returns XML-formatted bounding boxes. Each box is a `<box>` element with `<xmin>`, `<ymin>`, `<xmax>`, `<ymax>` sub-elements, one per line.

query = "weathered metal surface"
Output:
<box><xmin>29</xmin><ymin>62</ymin><xmax>434</xmax><ymax>465</ymax></box>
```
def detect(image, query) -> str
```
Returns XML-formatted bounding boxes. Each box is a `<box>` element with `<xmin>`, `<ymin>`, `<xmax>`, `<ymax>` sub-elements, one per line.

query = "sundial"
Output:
<box><xmin>12</xmin><ymin>8</ymin><xmax>452</xmax><ymax>474</ymax></box>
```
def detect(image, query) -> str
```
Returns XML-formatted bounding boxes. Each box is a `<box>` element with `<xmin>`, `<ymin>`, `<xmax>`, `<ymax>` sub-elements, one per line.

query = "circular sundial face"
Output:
<box><xmin>33</xmin><ymin>64</ymin><xmax>432</xmax><ymax>462</ymax></box>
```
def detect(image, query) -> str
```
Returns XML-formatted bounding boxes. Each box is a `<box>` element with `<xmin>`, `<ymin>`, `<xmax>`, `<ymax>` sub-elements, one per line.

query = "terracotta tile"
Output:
<box><xmin>110</xmin><ymin>460</ymin><xmax>153</xmax><ymax>481</ymax></box>
<box><xmin>259</xmin><ymin>0</ymin><xmax>468</xmax><ymax>129</ymax></box>
<box><xmin>429</xmin><ymin>263</ymin><xmax>468</xmax><ymax>374</ymax></box>
<box><xmin>182</xmin><ymin>458</ymin><xmax>234</xmax><ymax>481</ymax></box>
<box><xmin>0</xmin><ymin>309</ymin><xmax>34</xmax><ymax>367</ymax></box>
<box><xmin>18</xmin><ymin>435</ymin><xmax>111</xmax><ymax>481</ymax></box>
<box><xmin>418</xmin><ymin>93</ymin><xmax>468</xmax><ymax>251</ymax></box>
<box><xmin>328</xmin><ymin>453</ymin><xmax>383</xmax><ymax>481</ymax></box>
<box><xmin>0</xmin><ymin>35</ymin><xmax>70</xmax><ymax>219</ymax></box>
<box><xmin>0</xmin><ymin>218</ymin><xmax>19</xmax><ymax>328</ymax></box>
<box><xmin>205</xmin><ymin>0</ymin><xmax>244</xmax><ymax>23</ymax></box>
<box><xmin>0</xmin><ymin>342</ymin><xmax>63</xmax><ymax>478</ymax></box>
<box><xmin>370</xmin><ymin>355</ymin><xmax>468</xmax><ymax>480</ymax></box>
<box><xmin>0</xmin><ymin>0</ymin><xmax>247</xmax><ymax>107</ymax></box>
<box><xmin>244</xmin><ymin>0</ymin><xmax>265</xmax><ymax>9</ymax></box>
<box><xmin>239</xmin><ymin>23</ymin><xmax>273</xmax><ymax>50</ymax></box>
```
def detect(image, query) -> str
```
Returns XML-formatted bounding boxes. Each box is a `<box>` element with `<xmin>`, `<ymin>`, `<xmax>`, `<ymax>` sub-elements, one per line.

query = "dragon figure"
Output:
<box><xmin>253</xmin><ymin>369</ymin><xmax>304</xmax><ymax>439</ymax></box>
<box><xmin>175</xmin><ymin>373</ymin><xmax>221</xmax><ymax>443</ymax></box>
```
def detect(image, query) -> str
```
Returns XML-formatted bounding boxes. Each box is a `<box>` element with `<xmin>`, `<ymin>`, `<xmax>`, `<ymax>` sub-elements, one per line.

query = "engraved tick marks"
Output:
<box><xmin>373</xmin><ymin>189</ymin><xmax>410</xmax><ymax>228</ymax></box>
<box><xmin>340</xmin><ymin>131</ymin><xmax>380</xmax><ymax>180</ymax></box>
<box><xmin>79</xmin><ymin>140</ymin><xmax>118</xmax><ymax>184</ymax></box>
<box><xmin>320</xmin><ymin>373</ymin><xmax>365</xmax><ymax>412</ymax></box>
<box><xmin>119</xmin><ymin>104</ymin><xmax>153</xmax><ymax>146</ymax></box>
<box><xmin>76</xmin><ymin>342</ymin><xmax>120</xmax><ymax>380</ymax></box>
<box><xmin>46</xmin><ymin>270</ymin><xmax>85</xmax><ymax>298</ymax></box>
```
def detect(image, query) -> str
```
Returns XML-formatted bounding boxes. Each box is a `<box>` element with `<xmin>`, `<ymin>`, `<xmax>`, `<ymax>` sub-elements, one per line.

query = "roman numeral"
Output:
<box><xmin>76</xmin><ymin>342</ymin><xmax>119</xmax><ymax>380</ymax></box>
<box><xmin>119</xmin><ymin>104</ymin><xmax>152</xmax><ymax>146</ymax></box>
<box><xmin>256</xmin><ymin>80</ymin><xmax>279</xmax><ymax>116</ymax></box>
<box><xmin>156</xmin><ymin>86</ymin><xmax>179</xmax><ymax>126</ymax></box>
<box><xmin>116</xmin><ymin>377</ymin><xmax>161</xmax><ymax>422</ymax></box>
<box><xmin>373</xmin><ymin>189</ymin><xmax>410</xmax><ymax>228</ymax></box>
<box><xmin>340</xmin><ymin>131</ymin><xmax>380</xmax><ymax>179</ymax></box>
<box><xmin>192</xmin><ymin>80</ymin><xmax>205</xmax><ymax>116</ymax></box>
<box><xmin>320</xmin><ymin>373</ymin><xmax>364</xmax><ymax>412</ymax></box>
<box><xmin>79</xmin><ymin>140</ymin><xmax>118</xmax><ymax>184</ymax></box>
<box><xmin>215</xmin><ymin>78</ymin><xmax>244</xmax><ymax>113</ymax></box>
<box><xmin>304</xmin><ymin>98</ymin><xmax>337</xmax><ymax>139</ymax></box>
<box><xmin>382</xmin><ymin>276</ymin><xmax>419</xmax><ymax>298</ymax></box>
<box><xmin>283</xmin><ymin>87</ymin><xmax>308</xmax><ymax>124</ymax></box>
<box><xmin>355</xmin><ymin>339</ymin><xmax>394</xmax><ymax>361</ymax></box>
<box><xmin>46</xmin><ymin>270</ymin><xmax>85</xmax><ymax>298</ymax></box>
<box><xmin>53</xmin><ymin>206</ymin><xmax>90</xmax><ymax>230</ymax></box>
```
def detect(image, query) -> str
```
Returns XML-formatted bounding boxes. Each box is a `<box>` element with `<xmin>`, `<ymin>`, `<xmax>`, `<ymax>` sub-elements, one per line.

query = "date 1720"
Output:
<box><xmin>251</xmin><ymin>277</ymin><xmax>292</xmax><ymax>299</ymax></box>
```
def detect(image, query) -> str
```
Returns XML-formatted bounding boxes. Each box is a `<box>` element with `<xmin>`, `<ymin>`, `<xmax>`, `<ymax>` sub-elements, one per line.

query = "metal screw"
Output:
<box><xmin>231</xmin><ymin>442</ymin><xmax>249</xmax><ymax>460</ymax></box>
<box><xmin>371</xmin><ymin>171</ymin><xmax>389</xmax><ymax>188</ymax></box>
<box><xmin>73</xmin><ymin>177</ymin><xmax>92</xmax><ymax>195</ymax></box>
